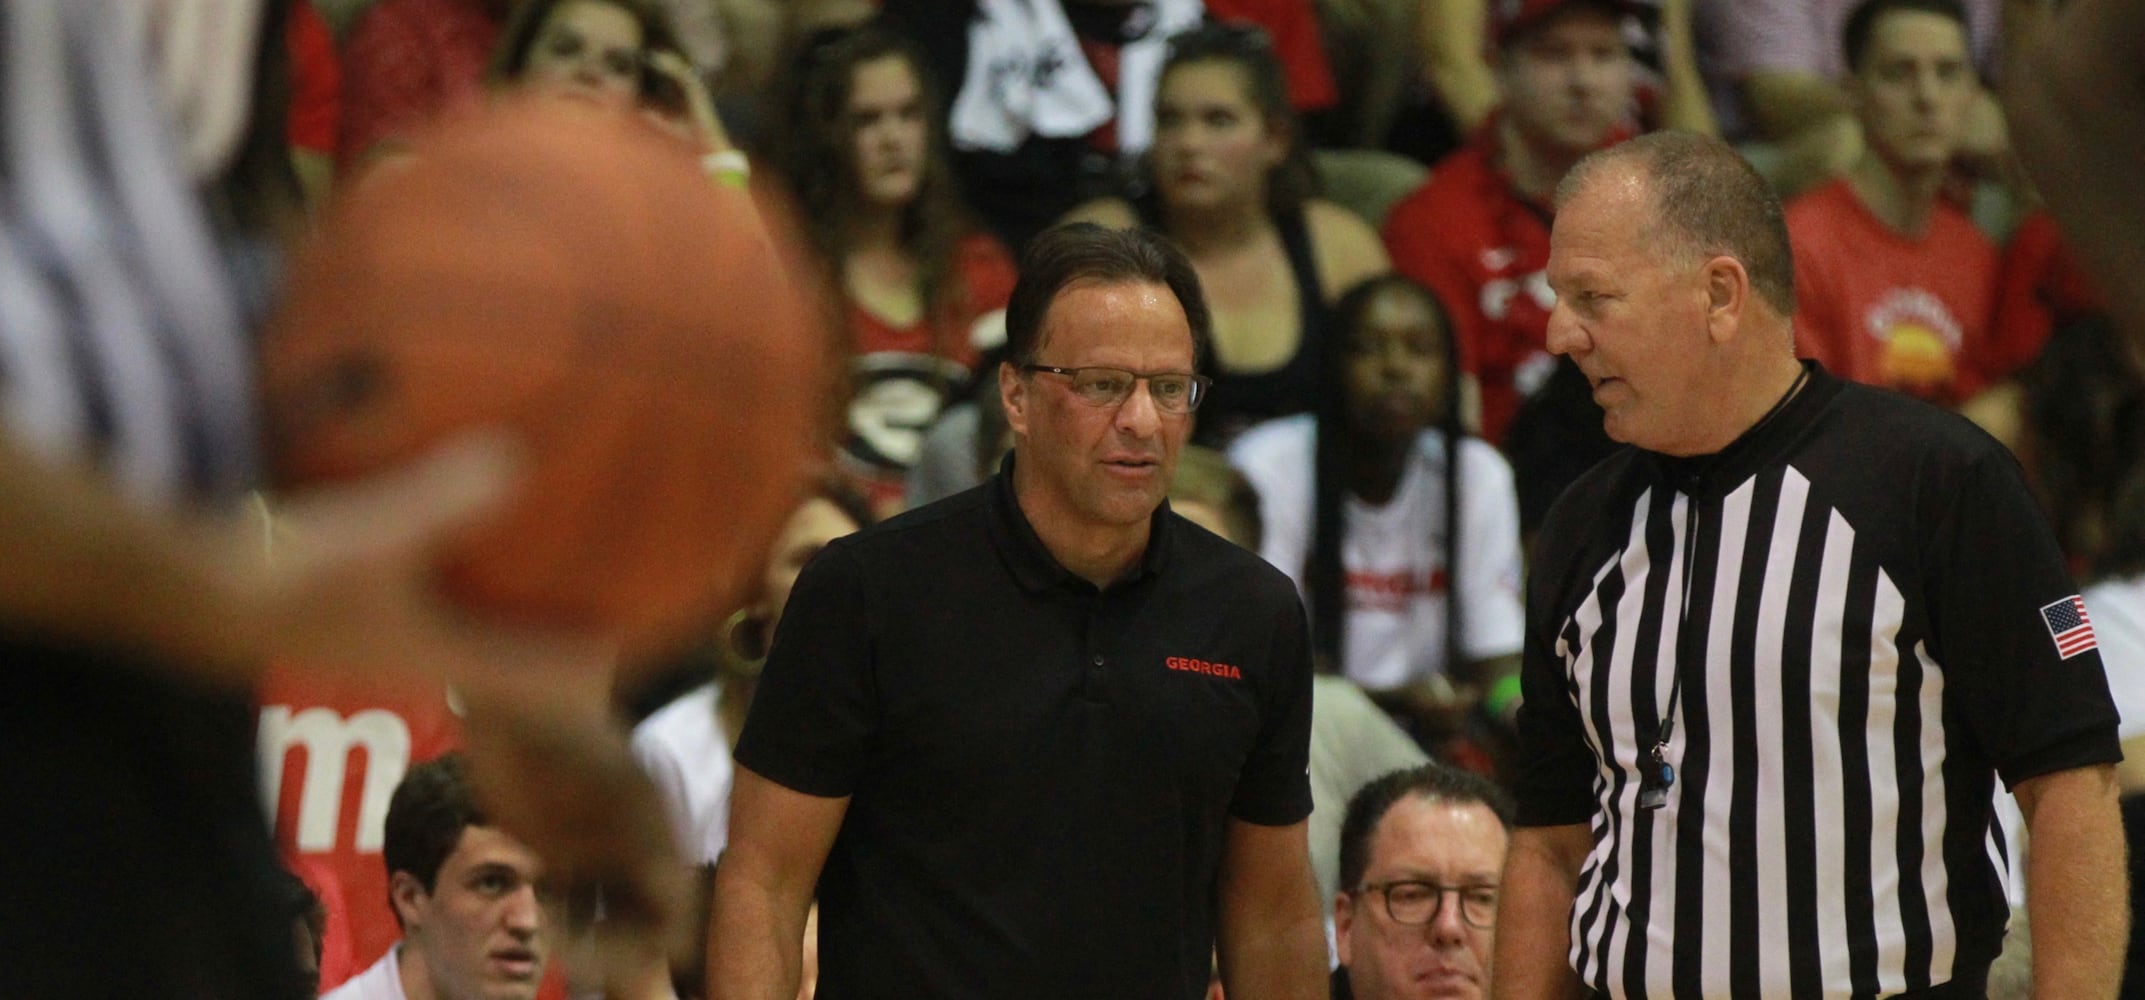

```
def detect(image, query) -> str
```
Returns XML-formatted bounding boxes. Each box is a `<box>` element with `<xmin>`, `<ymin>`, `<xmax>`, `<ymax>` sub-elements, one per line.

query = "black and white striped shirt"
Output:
<box><xmin>0</xmin><ymin>0</ymin><xmax>255</xmax><ymax>508</ymax></box>
<box><xmin>1515</xmin><ymin>365</ymin><xmax>2120</xmax><ymax>998</ymax></box>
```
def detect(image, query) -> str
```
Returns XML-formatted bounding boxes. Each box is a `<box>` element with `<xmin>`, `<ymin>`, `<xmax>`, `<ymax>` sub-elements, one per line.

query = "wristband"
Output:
<box><xmin>701</xmin><ymin>150</ymin><xmax>750</xmax><ymax>188</ymax></box>
<box><xmin>1484</xmin><ymin>674</ymin><xmax>1524</xmax><ymax>719</ymax></box>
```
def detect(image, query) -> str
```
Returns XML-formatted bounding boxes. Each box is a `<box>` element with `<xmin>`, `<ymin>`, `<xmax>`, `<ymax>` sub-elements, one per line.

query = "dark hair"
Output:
<box><xmin>1004</xmin><ymin>223</ymin><xmax>1212</xmax><ymax>367</ymax></box>
<box><xmin>1153</xmin><ymin>22</ymin><xmax>1319</xmax><ymax>220</ymax></box>
<box><xmin>382</xmin><ymin>755</ymin><xmax>486</xmax><ymax>908</ymax></box>
<box><xmin>1843</xmin><ymin>0</ymin><xmax>1971</xmax><ymax>74</ymax></box>
<box><xmin>1308</xmin><ymin>275</ymin><xmax>1465</xmax><ymax>671</ymax></box>
<box><xmin>1559</xmin><ymin>131</ymin><xmax>1797</xmax><ymax>317</ymax></box>
<box><xmin>1337</xmin><ymin>763</ymin><xmax>1515</xmax><ymax>891</ymax></box>
<box><xmin>486</xmin><ymin>0</ymin><xmax>686</xmax><ymax>101</ymax></box>
<box><xmin>771</xmin><ymin>26</ymin><xmax>980</xmax><ymax>364</ymax></box>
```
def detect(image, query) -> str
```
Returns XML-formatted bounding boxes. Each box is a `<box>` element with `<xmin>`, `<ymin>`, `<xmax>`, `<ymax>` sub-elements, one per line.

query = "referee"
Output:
<box><xmin>1498</xmin><ymin>132</ymin><xmax>2127</xmax><ymax>998</ymax></box>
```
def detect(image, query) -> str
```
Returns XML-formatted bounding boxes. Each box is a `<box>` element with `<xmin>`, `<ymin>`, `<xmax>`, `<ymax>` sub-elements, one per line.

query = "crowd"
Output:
<box><xmin>5</xmin><ymin>0</ymin><xmax>2142</xmax><ymax>998</ymax></box>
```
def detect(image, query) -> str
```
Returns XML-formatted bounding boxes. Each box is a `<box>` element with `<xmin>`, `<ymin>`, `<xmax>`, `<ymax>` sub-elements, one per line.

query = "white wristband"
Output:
<box><xmin>701</xmin><ymin>150</ymin><xmax>750</xmax><ymax>179</ymax></box>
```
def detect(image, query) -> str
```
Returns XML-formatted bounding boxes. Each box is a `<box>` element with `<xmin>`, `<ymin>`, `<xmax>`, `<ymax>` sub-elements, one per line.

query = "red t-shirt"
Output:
<box><xmin>337</xmin><ymin>0</ymin><xmax>505</xmax><ymax>167</ymax></box>
<box><xmin>286</xmin><ymin>1</ymin><xmax>341</xmax><ymax>155</ymax></box>
<box><xmin>1786</xmin><ymin>178</ymin><xmax>1997</xmax><ymax>405</ymax></box>
<box><xmin>1382</xmin><ymin>126</ymin><xmax>1558</xmax><ymax>445</ymax></box>
<box><xmin>1984</xmin><ymin>210</ymin><xmax>2105</xmax><ymax>382</ymax></box>
<box><xmin>840</xmin><ymin>232</ymin><xmax>1017</xmax><ymax>509</ymax></box>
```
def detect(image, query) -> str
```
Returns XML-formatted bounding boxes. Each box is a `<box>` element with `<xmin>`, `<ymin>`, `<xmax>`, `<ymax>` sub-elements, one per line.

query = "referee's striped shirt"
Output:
<box><xmin>0</xmin><ymin>0</ymin><xmax>255</xmax><ymax>508</ymax></box>
<box><xmin>1515</xmin><ymin>365</ymin><xmax>2120</xmax><ymax>999</ymax></box>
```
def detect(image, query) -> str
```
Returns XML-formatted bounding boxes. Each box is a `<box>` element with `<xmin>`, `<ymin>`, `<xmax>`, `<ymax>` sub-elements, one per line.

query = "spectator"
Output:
<box><xmin>1692</xmin><ymin>0</ymin><xmax>2012</xmax><ymax>197</ymax></box>
<box><xmin>1785</xmin><ymin>0</ymin><xmax>1994</xmax><ymax>408</ymax></box>
<box><xmin>1983</xmin><ymin>207</ymin><xmax>2107</xmax><ymax>386</ymax></box>
<box><xmin>322</xmin><ymin>755</ymin><xmax>550</xmax><ymax>1000</ymax></box>
<box><xmin>903</xmin><ymin>374</ymin><xmax>1014</xmax><ymax>508</ymax></box>
<box><xmin>880</xmin><ymin>0</ymin><xmax>1334</xmax><ymax>250</ymax></box>
<box><xmin>1065</xmin><ymin>23</ymin><xmax>1389</xmax><ymax>446</ymax></box>
<box><xmin>1167</xmin><ymin>445</ymin><xmax>1434</xmax><ymax>927</ymax></box>
<box><xmin>1382</xmin><ymin>0</ymin><xmax>1638</xmax><ymax>445</ymax></box>
<box><xmin>1332</xmin><ymin>763</ymin><xmax>1513</xmax><ymax>1000</ymax></box>
<box><xmin>771</xmin><ymin>27</ymin><xmax>1018</xmax><ymax>516</ymax></box>
<box><xmin>632</xmin><ymin>483</ymin><xmax>874</xmax><ymax>870</ymax></box>
<box><xmin>1415</xmin><ymin>0</ymin><xmax>1711</xmax><ymax>143</ymax></box>
<box><xmin>339</xmin><ymin>0</ymin><xmax>512</xmax><ymax>168</ymax></box>
<box><xmin>488</xmin><ymin>0</ymin><xmax>735</xmax><ymax>150</ymax></box>
<box><xmin>1228</xmin><ymin>275</ymin><xmax>1523</xmax><ymax>743</ymax></box>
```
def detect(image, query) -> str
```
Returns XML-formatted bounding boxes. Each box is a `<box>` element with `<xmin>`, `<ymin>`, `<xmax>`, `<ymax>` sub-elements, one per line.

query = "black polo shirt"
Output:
<box><xmin>734</xmin><ymin>456</ymin><xmax>1316</xmax><ymax>1000</ymax></box>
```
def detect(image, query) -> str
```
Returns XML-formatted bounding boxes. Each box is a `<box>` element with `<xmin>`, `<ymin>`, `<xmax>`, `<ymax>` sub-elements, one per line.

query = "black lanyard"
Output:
<box><xmin>1639</xmin><ymin>364</ymin><xmax>1810</xmax><ymax>811</ymax></box>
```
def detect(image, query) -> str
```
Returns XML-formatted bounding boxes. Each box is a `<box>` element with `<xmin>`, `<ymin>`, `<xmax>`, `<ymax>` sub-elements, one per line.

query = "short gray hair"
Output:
<box><xmin>1557</xmin><ymin>132</ymin><xmax>1796</xmax><ymax>317</ymax></box>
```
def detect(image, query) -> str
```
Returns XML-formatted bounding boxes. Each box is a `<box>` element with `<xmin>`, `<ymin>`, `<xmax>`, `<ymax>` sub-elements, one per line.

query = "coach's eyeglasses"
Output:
<box><xmin>1021</xmin><ymin>365</ymin><xmax>1213</xmax><ymax>414</ymax></box>
<box><xmin>1353</xmin><ymin>879</ymin><xmax>1499</xmax><ymax>928</ymax></box>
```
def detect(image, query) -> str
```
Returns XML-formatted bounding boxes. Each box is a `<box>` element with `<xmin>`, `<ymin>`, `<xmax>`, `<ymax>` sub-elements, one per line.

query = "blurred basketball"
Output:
<box><xmin>262</xmin><ymin>98</ymin><xmax>826</xmax><ymax>652</ymax></box>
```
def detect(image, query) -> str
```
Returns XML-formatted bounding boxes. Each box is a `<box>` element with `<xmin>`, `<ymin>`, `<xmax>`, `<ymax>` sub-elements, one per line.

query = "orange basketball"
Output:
<box><xmin>262</xmin><ymin>99</ymin><xmax>826</xmax><ymax>652</ymax></box>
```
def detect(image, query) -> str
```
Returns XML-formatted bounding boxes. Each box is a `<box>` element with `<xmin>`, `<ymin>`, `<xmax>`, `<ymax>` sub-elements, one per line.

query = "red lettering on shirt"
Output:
<box><xmin>1165</xmin><ymin>656</ymin><xmax>1244</xmax><ymax>681</ymax></box>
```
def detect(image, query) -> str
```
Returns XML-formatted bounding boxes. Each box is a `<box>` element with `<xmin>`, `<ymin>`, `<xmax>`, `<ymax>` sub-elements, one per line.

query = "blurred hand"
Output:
<box><xmin>232</xmin><ymin>431</ymin><xmax>688</xmax><ymax>966</ymax></box>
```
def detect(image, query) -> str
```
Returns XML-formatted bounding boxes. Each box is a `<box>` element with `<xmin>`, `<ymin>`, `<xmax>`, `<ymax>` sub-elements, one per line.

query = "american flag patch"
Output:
<box><xmin>2040</xmin><ymin>595</ymin><xmax>2098</xmax><ymax>660</ymax></box>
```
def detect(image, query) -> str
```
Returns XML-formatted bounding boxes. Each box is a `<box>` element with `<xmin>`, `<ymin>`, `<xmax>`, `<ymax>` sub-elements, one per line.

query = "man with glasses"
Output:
<box><xmin>710</xmin><ymin>222</ymin><xmax>1326</xmax><ymax>999</ymax></box>
<box><xmin>1333</xmin><ymin>763</ymin><xmax>1512</xmax><ymax>1000</ymax></box>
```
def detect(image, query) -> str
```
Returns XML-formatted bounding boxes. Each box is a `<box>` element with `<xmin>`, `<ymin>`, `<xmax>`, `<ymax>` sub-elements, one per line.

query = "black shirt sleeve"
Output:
<box><xmin>1228</xmin><ymin>585</ymin><xmax>1316</xmax><ymax>826</ymax></box>
<box><xmin>1512</xmin><ymin>487</ymin><xmax>1614</xmax><ymax>828</ymax></box>
<box><xmin>1923</xmin><ymin>444</ymin><xmax>2123</xmax><ymax>789</ymax></box>
<box><xmin>731</xmin><ymin>539</ymin><xmax>880</xmax><ymax>798</ymax></box>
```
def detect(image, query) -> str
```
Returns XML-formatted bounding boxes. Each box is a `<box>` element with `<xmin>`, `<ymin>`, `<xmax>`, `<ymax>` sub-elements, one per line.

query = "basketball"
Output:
<box><xmin>261</xmin><ymin>98</ymin><xmax>827</xmax><ymax>653</ymax></box>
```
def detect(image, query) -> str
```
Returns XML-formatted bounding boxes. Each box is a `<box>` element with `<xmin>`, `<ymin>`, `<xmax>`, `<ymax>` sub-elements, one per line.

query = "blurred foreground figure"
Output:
<box><xmin>0</xmin><ymin>3</ymin><xmax>684</xmax><ymax>997</ymax></box>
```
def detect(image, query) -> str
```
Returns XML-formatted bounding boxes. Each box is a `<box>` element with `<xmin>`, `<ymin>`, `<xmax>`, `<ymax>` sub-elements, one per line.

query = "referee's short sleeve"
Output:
<box><xmin>1512</xmin><ymin>532</ymin><xmax>1605</xmax><ymax>828</ymax></box>
<box><xmin>1926</xmin><ymin>447</ymin><xmax>2122</xmax><ymax>789</ymax></box>
<box><xmin>732</xmin><ymin>539</ymin><xmax>878</xmax><ymax>798</ymax></box>
<box><xmin>1229</xmin><ymin>588</ymin><xmax>1316</xmax><ymax>826</ymax></box>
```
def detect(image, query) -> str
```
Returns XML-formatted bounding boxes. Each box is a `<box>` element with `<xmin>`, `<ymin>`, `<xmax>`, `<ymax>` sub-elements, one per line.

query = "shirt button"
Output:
<box><xmin>1091</xmin><ymin>654</ymin><xmax>1106</xmax><ymax>667</ymax></box>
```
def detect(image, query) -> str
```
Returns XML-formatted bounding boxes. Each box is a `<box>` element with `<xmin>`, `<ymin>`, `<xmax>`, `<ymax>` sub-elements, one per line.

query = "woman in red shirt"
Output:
<box><xmin>773</xmin><ymin>28</ymin><xmax>1017</xmax><ymax>515</ymax></box>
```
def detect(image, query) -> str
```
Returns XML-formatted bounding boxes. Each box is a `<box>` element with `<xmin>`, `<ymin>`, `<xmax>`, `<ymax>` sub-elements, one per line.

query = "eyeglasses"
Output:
<box><xmin>1353</xmin><ymin>880</ymin><xmax>1499</xmax><ymax>929</ymax></box>
<box><xmin>1021</xmin><ymin>365</ymin><xmax>1212</xmax><ymax>414</ymax></box>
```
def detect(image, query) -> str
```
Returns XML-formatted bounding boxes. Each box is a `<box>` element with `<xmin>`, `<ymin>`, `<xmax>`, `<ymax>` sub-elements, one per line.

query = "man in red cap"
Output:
<box><xmin>1381</xmin><ymin>0</ymin><xmax>1638</xmax><ymax>447</ymax></box>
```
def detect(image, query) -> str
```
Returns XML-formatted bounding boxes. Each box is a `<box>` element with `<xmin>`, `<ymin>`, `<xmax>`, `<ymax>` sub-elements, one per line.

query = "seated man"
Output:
<box><xmin>324</xmin><ymin>755</ymin><xmax>548</xmax><ymax>1000</ymax></box>
<box><xmin>1332</xmin><ymin>763</ymin><xmax>1513</xmax><ymax>1000</ymax></box>
<box><xmin>1382</xmin><ymin>0</ymin><xmax>1639</xmax><ymax>445</ymax></box>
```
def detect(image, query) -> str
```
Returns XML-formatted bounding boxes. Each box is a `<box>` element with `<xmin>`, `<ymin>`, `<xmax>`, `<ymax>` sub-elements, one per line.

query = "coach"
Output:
<box><xmin>1497</xmin><ymin>132</ymin><xmax>2127</xmax><ymax>998</ymax></box>
<box><xmin>707</xmin><ymin>223</ymin><xmax>1326</xmax><ymax>999</ymax></box>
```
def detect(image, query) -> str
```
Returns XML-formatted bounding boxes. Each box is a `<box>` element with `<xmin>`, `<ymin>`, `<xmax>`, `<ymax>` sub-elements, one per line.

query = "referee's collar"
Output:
<box><xmin>1652</xmin><ymin>360</ymin><xmax>1840</xmax><ymax>499</ymax></box>
<box><xmin>985</xmin><ymin>451</ymin><xmax>1174</xmax><ymax>594</ymax></box>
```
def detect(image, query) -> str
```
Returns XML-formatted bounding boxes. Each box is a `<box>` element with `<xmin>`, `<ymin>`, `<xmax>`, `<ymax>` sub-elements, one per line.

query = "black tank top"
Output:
<box><xmin>1133</xmin><ymin>196</ymin><xmax>1329</xmax><ymax>447</ymax></box>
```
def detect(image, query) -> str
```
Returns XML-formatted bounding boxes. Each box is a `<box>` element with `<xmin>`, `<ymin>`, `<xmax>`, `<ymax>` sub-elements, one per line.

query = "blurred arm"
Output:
<box><xmin>2006</xmin><ymin>0</ymin><xmax>2145</xmax><ymax>340</ymax></box>
<box><xmin>1651</xmin><ymin>0</ymin><xmax>1718</xmax><ymax>136</ymax></box>
<box><xmin>1491</xmin><ymin>823</ymin><xmax>1592</xmax><ymax>1000</ymax></box>
<box><xmin>1419</xmin><ymin>0</ymin><xmax>1499</xmax><ymax>132</ymax></box>
<box><xmin>707</xmin><ymin>765</ymin><xmax>849</xmax><ymax>1000</ymax></box>
<box><xmin>1215</xmin><ymin>818</ymin><xmax>1327</xmax><ymax>1000</ymax></box>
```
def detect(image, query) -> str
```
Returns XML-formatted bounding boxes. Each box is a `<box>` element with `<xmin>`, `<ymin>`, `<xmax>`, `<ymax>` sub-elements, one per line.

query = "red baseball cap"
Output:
<box><xmin>1491</xmin><ymin>0</ymin><xmax>1639</xmax><ymax>47</ymax></box>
